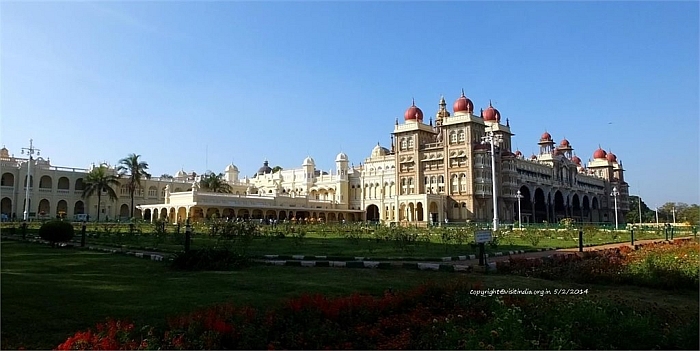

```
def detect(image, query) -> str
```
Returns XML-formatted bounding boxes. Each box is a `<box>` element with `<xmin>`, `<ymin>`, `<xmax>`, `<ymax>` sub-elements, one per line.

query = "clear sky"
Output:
<box><xmin>1</xmin><ymin>1</ymin><xmax>698</xmax><ymax>207</ymax></box>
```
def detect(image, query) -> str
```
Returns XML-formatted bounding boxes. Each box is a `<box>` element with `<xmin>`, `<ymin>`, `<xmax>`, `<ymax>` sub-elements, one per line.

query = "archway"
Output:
<box><xmin>582</xmin><ymin>195</ymin><xmax>590</xmax><ymax>222</ymax></box>
<box><xmin>554</xmin><ymin>191</ymin><xmax>565</xmax><ymax>222</ymax></box>
<box><xmin>1</xmin><ymin>173</ymin><xmax>14</xmax><ymax>187</ymax></box>
<box><xmin>366</xmin><ymin>204</ymin><xmax>380</xmax><ymax>222</ymax></box>
<box><xmin>533</xmin><ymin>188</ymin><xmax>546</xmax><ymax>223</ymax></box>
<box><xmin>408</xmin><ymin>202</ymin><xmax>415</xmax><ymax>222</ymax></box>
<box><xmin>429</xmin><ymin>201</ymin><xmax>438</xmax><ymax>223</ymax></box>
<box><xmin>572</xmin><ymin>194</ymin><xmax>581</xmax><ymax>222</ymax></box>
<box><xmin>251</xmin><ymin>209</ymin><xmax>263</xmax><ymax>219</ymax></box>
<box><xmin>518</xmin><ymin>185</ymin><xmax>532</xmax><ymax>224</ymax></box>
<box><xmin>222</xmin><ymin>208</ymin><xmax>235</xmax><ymax>219</ymax></box>
<box><xmin>591</xmin><ymin>197</ymin><xmax>600</xmax><ymax>222</ymax></box>
<box><xmin>1</xmin><ymin>197</ymin><xmax>11</xmax><ymax>216</ymax></box>
<box><xmin>74</xmin><ymin>178</ymin><xmax>85</xmax><ymax>191</ymax></box>
<box><xmin>39</xmin><ymin>175</ymin><xmax>52</xmax><ymax>189</ymax></box>
<box><xmin>177</xmin><ymin>207</ymin><xmax>187</xmax><ymax>222</ymax></box>
<box><xmin>120</xmin><ymin>204</ymin><xmax>129</xmax><ymax>219</ymax></box>
<box><xmin>416</xmin><ymin>202</ymin><xmax>424</xmax><ymax>221</ymax></box>
<box><xmin>328</xmin><ymin>213</ymin><xmax>336</xmax><ymax>222</ymax></box>
<box><xmin>144</xmin><ymin>209</ymin><xmax>152</xmax><ymax>221</ymax></box>
<box><xmin>238</xmin><ymin>209</ymin><xmax>250</xmax><ymax>219</ymax></box>
<box><xmin>56</xmin><ymin>200</ymin><xmax>68</xmax><ymax>218</ymax></box>
<box><xmin>74</xmin><ymin>201</ymin><xmax>85</xmax><ymax>215</ymax></box>
<box><xmin>266</xmin><ymin>210</ymin><xmax>277</xmax><ymax>220</ymax></box>
<box><xmin>38</xmin><ymin>199</ymin><xmax>50</xmax><ymax>216</ymax></box>
<box><xmin>57</xmin><ymin>177</ymin><xmax>70</xmax><ymax>190</ymax></box>
<box><xmin>206</xmin><ymin>208</ymin><xmax>220</xmax><ymax>219</ymax></box>
<box><xmin>279</xmin><ymin>211</ymin><xmax>287</xmax><ymax>221</ymax></box>
<box><xmin>160</xmin><ymin>208</ymin><xmax>168</xmax><ymax>220</ymax></box>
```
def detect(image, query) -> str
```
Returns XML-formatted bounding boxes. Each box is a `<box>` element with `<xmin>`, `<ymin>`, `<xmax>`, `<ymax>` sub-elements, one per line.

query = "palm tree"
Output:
<box><xmin>82</xmin><ymin>165</ymin><xmax>120</xmax><ymax>222</ymax></box>
<box><xmin>199</xmin><ymin>172</ymin><xmax>232</xmax><ymax>193</ymax></box>
<box><xmin>117</xmin><ymin>154</ymin><xmax>151</xmax><ymax>219</ymax></box>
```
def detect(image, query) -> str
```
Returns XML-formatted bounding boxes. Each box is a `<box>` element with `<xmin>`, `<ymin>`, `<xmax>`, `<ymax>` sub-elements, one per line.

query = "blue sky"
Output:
<box><xmin>1</xmin><ymin>1</ymin><xmax>698</xmax><ymax>207</ymax></box>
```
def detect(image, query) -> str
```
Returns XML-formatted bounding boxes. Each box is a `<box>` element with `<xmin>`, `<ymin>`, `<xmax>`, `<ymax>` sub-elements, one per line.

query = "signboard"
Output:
<box><xmin>475</xmin><ymin>230</ymin><xmax>493</xmax><ymax>244</ymax></box>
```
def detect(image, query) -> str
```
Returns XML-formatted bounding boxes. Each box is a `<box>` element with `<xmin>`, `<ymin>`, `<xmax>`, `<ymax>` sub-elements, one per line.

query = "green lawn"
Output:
<box><xmin>2</xmin><ymin>240</ymin><xmax>698</xmax><ymax>350</ymax></box>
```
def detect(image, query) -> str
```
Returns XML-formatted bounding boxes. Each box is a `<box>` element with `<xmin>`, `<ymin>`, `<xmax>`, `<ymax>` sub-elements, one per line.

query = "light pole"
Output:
<box><xmin>672</xmin><ymin>206</ymin><xmax>676</xmax><ymax>224</ymax></box>
<box><xmin>611</xmin><ymin>186</ymin><xmax>619</xmax><ymax>230</ymax></box>
<box><xmin>21</xmin><ymin>139</ymin><xmax>40</xmax><ymax>221</ymax></box>
<box><xmin>655</xmin><ymin>206</ymin><xmax>659</xmax><ymax>225</ymax></box>
<box><xmin>482</xmin><ymin>128</ymin><xmax>502</xmax><ymax>231</ymax></box>
<box><xmin>515</xmin><ymin>189</ymin><xmax>523</xmax><ymax>229</ymax></box>
<box><xmin>638</xmin><ymin>195</ymin><xmax>642</xmax><ymax>224</ymax></box>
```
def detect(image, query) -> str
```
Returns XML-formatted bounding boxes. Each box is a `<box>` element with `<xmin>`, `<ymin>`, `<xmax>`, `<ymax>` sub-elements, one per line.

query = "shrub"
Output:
<box><xmin>38</xmin><ymin>220</ymin><xmax>74</xmax><ymax>247</ymax></box>
<box><xmin>170</xmin><ymin>248</ymin><xmax>250</xmax><ymax>271</ymax></box>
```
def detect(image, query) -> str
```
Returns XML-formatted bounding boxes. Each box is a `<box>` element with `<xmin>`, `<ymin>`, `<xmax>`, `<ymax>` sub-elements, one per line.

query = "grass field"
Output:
<box><xmin>2</xmin><ymin>240</ymin><xmax>698</xmax><ymax>350</ymax></box>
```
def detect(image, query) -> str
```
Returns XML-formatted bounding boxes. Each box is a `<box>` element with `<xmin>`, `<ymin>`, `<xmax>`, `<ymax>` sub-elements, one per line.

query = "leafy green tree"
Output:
<box><xmin>82</xmin><ymin>166</ymin><xmax>119</xmax><ymax>222</ymax></box>
<box><xmin>272</xmin><ymin>166</ymin><xmax>283</xmax><ymax>173</ymax></box>
<box><xmin>160</xmin><ymin>174</ymin><xmax>173</xmax><ymax>179</ymax></box>
<box><xmin>199</xmin><ymin>172</ymin><xmax>232</xmax><ymax>193</ymax></box>
<box><xmin>678</xmin><ymin>204</ymin><xmax>699</xmax><ymax>225</ymax></box>
<box><xmin>117</xmin><ymin>154</ymin><xmax>151</xmax><ymax>219</ymax></box>
<box><xmin>626</xmin><ymin>195</ymin><xmax>655</xmax><ymax>224</ymax></box>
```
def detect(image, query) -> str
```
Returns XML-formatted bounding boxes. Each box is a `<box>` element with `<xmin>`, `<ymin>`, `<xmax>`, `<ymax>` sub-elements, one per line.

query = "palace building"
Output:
<box><xmin>2</xmin><ymin>91</ymin><xmax>630</xmax><ymax>225</ymax></box>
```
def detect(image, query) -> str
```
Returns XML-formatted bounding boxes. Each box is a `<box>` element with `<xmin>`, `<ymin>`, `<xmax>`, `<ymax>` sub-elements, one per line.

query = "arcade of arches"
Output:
<box><xmin>140</xmin><ymin>206</ymin><xmax>361</xmax><ymax>223</ymax></box>
<box><xmin>514</xmin><ymin>185</ymin><xmax>605</xmax><ymax>224</ymax></box>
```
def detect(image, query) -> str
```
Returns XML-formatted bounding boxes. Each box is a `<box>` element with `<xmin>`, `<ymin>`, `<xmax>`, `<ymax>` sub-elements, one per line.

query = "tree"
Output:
<box><xmin>117</xmin><ymin>154</ymin><xmax>151</xmax><ymax>219</ymax></box>
<box><xmin>82</xmin><ymin>166</ymin><xmax>119</xmax><ymax>222</ymax></box>
<box><xmin>160</xmin><ymin>174</ymin><xmax>173</xmax><ymax>179</ymax></box>
<box><xmin>678</xmin><ymin>204</ymin><xmax>699</xmax><ymax>225</ymax></box>
<box><xmin>626</xmin><ymin>195</ymin><xmax>655</xmax><ymax>224</ymax></box>
<box><xmin>199</xmin><ymin>172</ymin><xmax>232</xmax><ymax>193</ymax></box>
<box><xmin>272</xmin><ymin>166</ymin><xmax>283</xmax><ymax>173</ymax></box>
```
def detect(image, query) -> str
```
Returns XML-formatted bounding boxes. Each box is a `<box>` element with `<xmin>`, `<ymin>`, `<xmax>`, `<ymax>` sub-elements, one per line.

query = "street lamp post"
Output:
<box><xmin>516</xmin><ymin>190</ymin><xmax>523</xmax><ymax>229</ymax></box>
<box><xmin>672</xmin><ymin>206</ymin><xmax>676</xmax><ymax>224</ymax></box>
<box><xmin>482</xmin><ymin>128</ymin><xmax>502</xmax><ymax>231</ymax></box>
<box><xmin>611</xmin><ymin>187</ymin><xmax>620</xmax><ymax>230</ymax></box>
<box><xmin>655</xmin><ymin>207</ymin><xmax>660</xmax><ymax>226</ymax></box>
<box><xmin>21</xmin><ymin>139</ymin><xmax>40</xmax><ymax>221</ymax></box>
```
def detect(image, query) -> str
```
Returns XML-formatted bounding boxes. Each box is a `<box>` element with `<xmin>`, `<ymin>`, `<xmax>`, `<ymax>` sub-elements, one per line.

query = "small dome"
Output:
<box><xmin>175</xmin><ymin>169</ymin><xmax>187</xmax><ymax>177</ymax></box>
<box><xmin>302</xmin><ymin>156</ymin><xmax>315</xmax><ymax>166</ymax></box>
<box><xmin>593</xmin><ymin>148</ymin><xmax>607</xmax><ymax>159</ymax></box>
<box><xmin>482</xmin><ymin>101</ymin><xmax>501</xmax><ymax>122</ymax></box>
<box><xmin>606</xmin><ymin>151</ymin><xmax>617</xmax><ymax>163</ymax></box>
<box><xmin>257</xmin><ymin>160</ymin><xmax>273</xmax><ymax>175</ymax></box>
<box><xmin>335</xmin><ymin>152</ymin><xmax>348</xmax><ymax>162</ymax></box>
<box><xmin>540</xmin><ymin>131</ymin><xmax>552</xmax><ymax>141</ymax></box>
<box><xmin>515</xmin><ymin>150</ymin><xmax>522</xmax><ymax>157</ymax></box>
<box><xmin>571</xmin><ymin>155</ymin><xmax>582</xmax><ymax>165</ymax></box>
<box><xmin>371</xmin><ymin>143</ymin><xmax>390</xmax><ymax>157</ymax></box>
<box><xmin>530</xmin><ymin>154</ymin><xmax>538</xmax><ymax>160</ymax></box>
<box><xmin>404</xmin><ymin>99</ymin><xmax>424</xmax><ymax>122</ymax></box>
<box><xmin>225</xmin><ymin>163</ymin><xmax>238</xmax><ymax>172</ymax></box>
<box><xmin>560</xmin><ymin>138</ymin><xmax>570</xmax><ymax>147</ymax></box>
<box><xmin>453</xmin><ymin>90</ymin><xmax>474</xmax><ymax>113</ymax></box>
<box><xmin>0</xmin><ymin>146</ymin><xmax>8</xmax><ymax>158</ymax></box>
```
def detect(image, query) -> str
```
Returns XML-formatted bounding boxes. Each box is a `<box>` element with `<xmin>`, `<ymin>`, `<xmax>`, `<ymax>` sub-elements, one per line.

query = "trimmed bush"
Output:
<box><xmin>38</xmin><ymin>220</ymin><xmax>74</xmax><ymax>247</ymax></box>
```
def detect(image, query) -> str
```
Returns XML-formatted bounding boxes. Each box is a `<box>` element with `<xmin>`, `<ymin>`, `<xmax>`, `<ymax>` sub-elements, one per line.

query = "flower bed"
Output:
<box><xmin>497</xmin><ymin>239</ymin><xmax>700</xmax><ymax>290</ymax></box>
<box><xmin>57</xmin><ymin>280</ymin><xmax>698</xmax><ymax>350</ymax></box>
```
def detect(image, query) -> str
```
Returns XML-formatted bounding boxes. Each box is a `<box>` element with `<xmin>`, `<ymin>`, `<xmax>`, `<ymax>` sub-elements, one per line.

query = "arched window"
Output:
<box><xmin>408</xmin><ymin>138</ymin><xmax>414</xmax><ymax>149</ymax></box>
<box><xmin>400</xmin><ymin>139</ymin><xmax>407</xmax><ymax>150</ymax></box>
<box><xmin>458</xmin><ymin>130</ymin><xmax>465</xmax><ymax>142</ymax></box>
<box><xmin>450</xmin><ymin>132</ymin><xmax>457</xmax><ymax>143</ymax></box>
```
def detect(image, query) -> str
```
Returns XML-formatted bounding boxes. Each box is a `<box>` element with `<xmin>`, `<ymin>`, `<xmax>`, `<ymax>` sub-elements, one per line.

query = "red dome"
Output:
<box><xmin>606</xmin><ymin>151</ymin><xmax>617</xmax><ymax>162</ymax></box>
<box><xmin>453</xmin><ymin>90</ymin><xmax>474</xmax><ymax>113</ymax></box>
<box><xmin>404</xmin><ymin>100</ymin><xmax>423</xmax><ymax>122</ymax></box>
<box><xmin>571</xmin><ymin>155</ymin><xmax>582</xmax><ymax>165</ymax></box>
<box><xmin>540</xmin><ymin>131</ymin><xmax>552</xmax><ymax>141</ymax></box>
<box><xmin>482</xmin><ymin>101</ymin><xmax>500</xmax><ymax>122</ymax></box>
<box><xmin>560</xmin><ymin>138</ymin><xmax>570</xmax><ymax>147</ymax></box>
<box><xmin>515</xmin><ymin>150</ymin><xmax>522</xmax><ymax>157</ymax></box>
<box><xmin>593</xmin><ymin>148</ymin><xmax>607</xmax><ymax>159</ymax></box>
<box><xmin>530</xmin><ymin>154</ymin><xmax>537</xmax><ymax>160</ymax></box>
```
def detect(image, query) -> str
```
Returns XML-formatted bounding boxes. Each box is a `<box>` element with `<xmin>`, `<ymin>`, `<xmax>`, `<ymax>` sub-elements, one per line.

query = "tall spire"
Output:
<box><xmin>411</xmin><ymin>97</ymin><xmax>415</xmax><ymax>106</ymax></box>
<box><xmin>461</xmin><ymin>88</ymin><xmax>465</xmax><ymax>97</ymax></box>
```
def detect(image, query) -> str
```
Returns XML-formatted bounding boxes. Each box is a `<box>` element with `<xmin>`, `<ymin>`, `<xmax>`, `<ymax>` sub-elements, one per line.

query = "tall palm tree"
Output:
<box><xmin>199</xmin><ymin>172</ymin><xmax>232</xmax><ymax>193</ymax></box>
<box><xmin>117</xmin><ymin>154</ymin><xmax>151</xmax><ymax>219</ymax></box>
<box><xmin>82</xmin><ymin>165</ymin><xmax>120</xmax><ymax>222</ymax></box>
